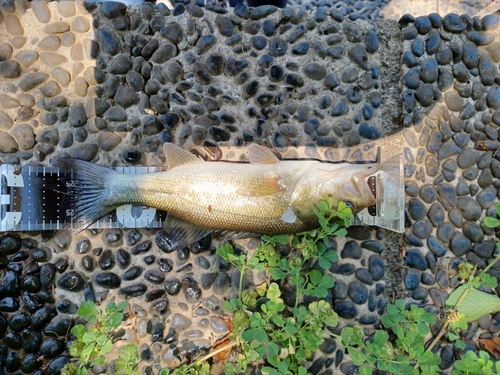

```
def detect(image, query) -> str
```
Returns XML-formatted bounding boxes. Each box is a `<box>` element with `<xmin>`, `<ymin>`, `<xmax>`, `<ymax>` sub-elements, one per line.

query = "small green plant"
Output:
<box><xmin>340</xmin><ymin>300</ymin><xmax>441</xmax><ymax>375</ymax></box>
<box><xmin>339</xmin><ymin>202</ymin><xmax>500</xmax><ymax>375</ymax></box>
<box><xmin>453</xmin><ymin>350</ymin><xmax>500</xmax><ymax>375</ymax></box>
<box><xmin>160</xmin><ymin>199</ymin><xmax>351</xmax><ymax>375</ymax></box>
<box><xmin>221</xmin><ymin>199</ymin><xmax>350</xmax><ymax>375</ymax></box>
<box><xmin>62</xmin><ymin>300</ymin><xmax>140</xmax><ymax>375</ymax></box>
<box><xmin>484</xmin><ymin>203</ymin><xmax>500</xmax><ymax>229</ymax></box>
<box><xmin>160</xmin><ymin>362</ymin><xmax>211</xmax><ymax>375</ymax></box>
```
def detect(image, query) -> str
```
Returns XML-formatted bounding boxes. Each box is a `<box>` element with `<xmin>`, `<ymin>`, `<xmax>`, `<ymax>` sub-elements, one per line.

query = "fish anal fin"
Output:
<box><xmin>236</xmin><ymin>176</ymin><xmax>285</xmax><ymax>197</ymax></box>
<box><xmin>163</xmin><ymin>143</ymin><xmax>203</xmax><ymax>169</ymax></box>
<box><xmin>247</xmin><ymin>144</ymin><xmax>280</xmax><ymax>164</ymax></box>
<box><xmin>220</xmin><ymin>231</ymin><xmax>260</xmax><ymax>240</ymax></box>
<box><xmin>159</xmin><ymin>214</ymin><xmax>212</xmax><ymax>250</ymax></box>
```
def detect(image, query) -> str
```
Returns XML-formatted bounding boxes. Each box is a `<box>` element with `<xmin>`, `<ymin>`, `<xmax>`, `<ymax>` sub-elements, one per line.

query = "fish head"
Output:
<box><xmin>318</xmin><ymin>163</ymin><xmax>379</xmax><ymax>214</ymax></box>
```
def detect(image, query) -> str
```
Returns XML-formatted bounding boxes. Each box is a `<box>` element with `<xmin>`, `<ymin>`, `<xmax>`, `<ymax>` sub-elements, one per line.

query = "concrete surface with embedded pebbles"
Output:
<box><xmin>0</xmin><ymin>0</ymin><xmax>500</xmax><ymax>373</ymax></box>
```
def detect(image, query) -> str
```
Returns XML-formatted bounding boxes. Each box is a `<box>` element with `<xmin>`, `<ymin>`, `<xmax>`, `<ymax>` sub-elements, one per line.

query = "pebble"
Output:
<box><xmin>0</xmin><ymin>43</ymin><xmax>12</xmax><ymax>61</ymax></box>
<box><xmin>185</xmin><ymin>284</ymin><xmax>202</xmax><ymax>302</ymax></box>
<box><xmin>428</xmin><ymin>202</ymin><xmax>445</xmax><ymax>227</ymax></box>
<box><xmin>95</xmin><ymin>272</ymin><xmax>121</xmax><ymax>289</ymax></box>
<box><xmin>122</xmin><ymin>266</ymin><xmax>144</xmax><ymax>281</ymax></box>
<box><xmin>421</xmin><ymin>58</ymin><xmax>438</xmax><ymax>83</ymax></box>
<box><xmin>348</xmin><ymin>44</ymin><xmax>369</xmax><ymax>70</ymax></box>
<box><xmin>469</xmin><ymin>31</ymin><xmax>495</xmax><ymax>46</ymax></box>
<box><xmin>450</xmin><ymin>231</ymin><xmax>472</xmax><ymax>256</ymax></box>
<box><xmin>341</xmin><ymin>240</ymin><xmax>362</xmax><ymax>259</ymax></box>
<box><xmin>5</xmin><ymin>15</ymin><xmax>24</xmax><ymax>35</ymax></box>
<box><xmin>463</xmin><ymin>221</ymin><xmax>484</xmax><ymax>243</ymax></box>
<box><xmin>332</xmin><ymin>281</ymin><xmax>348</xmax><ymax>299</ymax></box>
<box><xmin>462</xmin><ymin>41</ymin><xmax>479</xmax><ymax>70</ymax></box>
<box><xmin>452</xmin><ymin>63</ymin><xmax>469</xmax><ymax>82</ymax></box>
<box><xmin>425</xmin><ymin>31</ymin><xmax>442</xmax><ymax>55</ymax></box>
<box><xmin>405</xmin><ymin>270</ymin><xmax>420</xmax><ymax>290</ymax></box>
<box><xmin>419</xmin><ymin>184</ymin><xmax>437</xmax><ymax>203</ymax></box>
<box><xmin>355</xmin><ymin>268</ymin><xmax>373</xmax><ymax>285</ymax></box>
<box><xmin>250</xmin><ymin>5</ymin><xmax>277</xmax><ymax>20</ymax></box>
<box><xmin>444</xmin><ymin>91</ymin><xmax>464</xmax><ymax>112</ymax></box>
<box><xmin>443</xmin><ymin>13</ymin><xmax>466</xmax><ymax>32</ymax></box>
<box><xmin>429</xmin><ymin>288</ymin><xmax>448</xmax><ymax>308</ymax></box>
<box><xmin>457</xmin><ymin>196</ymin><xmax>482</xmax><ymax>221</ymax></box>
<box><xmin>415</xmin><ymin>84</ymin><xmax>435</xmax><ymax>107</ymax></box>
<box><xmin>482</xmin><ymin>14</ymin><xmax>499</xmax><ymax>30</ymax></box>
<box><xmin>368</xmin><ymin>255</ymin><xmax>384</xmax><ymax>281</ymax></box>
<box><xmin>359</xmin><ymin>123</ymin><xmax>380</xmax><ymax>140</ymax></box>
<box><xmin>303</xmin><ymin>62</ymin><xmax>327</xmax><ymax>81</ymax></box>
<box><xmin>427</xmin><ymin>236</ymin><xmax>447</xmax><ymax>257</ymax></box>
<box><xmin>120</xmin><ymin>284</ymin><xmax>147</xmax><ymax>297</ymax></box>
<box><xmin>408</xmin><ymin>198</ymin><xmax>426</xmax><ymax>220</ymax></box>
<box><xmin>473</xmin><ymin>240</ymin><xmax>496</xmax><ymax>259</ymax></box>
<box><xmin>360</xmin><ymin>240</ymin><xmax>383</xmax><ymax>253</ymax></box>
<box><xmin>333</xmin><ymin>301</ymin><xmax>357</xmax><ymax>319</ymax></box>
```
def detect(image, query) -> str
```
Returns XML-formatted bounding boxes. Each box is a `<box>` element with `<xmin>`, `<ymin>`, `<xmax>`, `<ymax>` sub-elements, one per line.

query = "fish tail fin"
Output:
<box><xmin>56</xmin><ymin>158</ymin><xmax>118</xmax><ymax>234</ymax></box>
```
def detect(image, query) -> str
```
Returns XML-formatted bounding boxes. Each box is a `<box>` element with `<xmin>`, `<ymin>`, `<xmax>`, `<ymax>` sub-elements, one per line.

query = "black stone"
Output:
<box><xmin>368</xmin><ymin>255</ymin><xmax>385</xmax><ymax>281</ymax></box>
<box><xmin>57</xmin><ymin>271</ymin><xmax>85</xmax><ymax>292</ymax></box>
<box><xmin>427</xmin><ymin>236</ymin><xmax>447</xmax><ymax>257</ymax></box>
<box><xmin>333</xmin><ymin>300</ymin><xmax>357</xmax><ymax>319</ymax></box>
<box><xmin>268</xmin><ymin>36</ymin><xmax>287</xmax><ymax>57</ymax></box>
<box><xmin>450</xmin><ymin>232</ymin><xmax>472</xmax><ymax>256</ymax></box>
<box><xmin>123</xmin><ymin>266</ymin><xmax>143</xmax><ymax>281</ymax></box>
<box><xmin>39</xmin><ymin>339</ymin><xmax>64</xmax><ymax>359</ymax></box>
<box><xmin>0</xmin><ymin>234</ymin><xmax>21</xmax><ymax>255</ymax></box>
<box><xmin>31</xmin><ymin>306</ymin><xmax>55</xmax><ymax>329</ymax></box>
<box><xmin>116</xmin><ymin>249</ymin><xmax>131</xmax><ymax>268</ymax></box>
<box><xmin>408</xmin><ymin>198</ymin><xmax>426</xmax><ymax>220</ymax></box>
<box><xmin>99</xmin><ymin>28</ymin><xmax>120</xmax><ymax>55</ymax></box>
<box><xmin>185</xmin><ymin>284</ymin><xmax>202</xmax><ymax>302</ymax></box>
<box><xmin>95</xmin><ymin>272</ymin><xmax>121</xmax><ymax>289</ymax></box>
<box><xmin>120</xmin><ymin>284</ymin><xmax>147</xmax><ymax>297</ymax></box>
<box><xmin>164</xmin><ymin>278</ymin><xmax>181</xmax><ymax>295</ymax></box>
<box><xmin>443</xmin><ymin>14</ymin><xmax>467</xmax><ymax>32</ymax></box>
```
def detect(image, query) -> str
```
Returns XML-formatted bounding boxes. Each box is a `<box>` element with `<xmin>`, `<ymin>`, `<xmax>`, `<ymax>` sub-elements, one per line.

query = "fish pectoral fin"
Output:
<box><xmin>161</xmin><ymin>215</ymin><xmax>212</xmax><ymax>250</ymax></box>
<box><xmin>280</xmin><ymin>208</ymin><xmax>297</xmax><ymax>224</ymax></box>
<box><xmin>247</xmin><ymin>144</ymin><xmax>280</xmax><ymax>164</ymax></box>
<box><xmin>164</xmin><ymin>143</ymin><xmax>204</xmax><ymax>169</ymax></box>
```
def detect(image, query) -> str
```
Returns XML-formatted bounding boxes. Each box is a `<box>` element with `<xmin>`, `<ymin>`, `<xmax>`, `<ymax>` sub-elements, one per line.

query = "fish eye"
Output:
<box><xmin>344</xmin><ymin>201</ymin><xmax>354</xmax><ymax>209</ymax></box>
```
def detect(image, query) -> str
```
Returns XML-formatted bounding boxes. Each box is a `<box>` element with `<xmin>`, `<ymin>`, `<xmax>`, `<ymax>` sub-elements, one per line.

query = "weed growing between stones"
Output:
<box><xmin>62</xmin><ymin>202</ymin><xmax>500</xmax><ymax>375</ymax></box>
<box><xmin>339</xmin><ymin>201</ymin><xmax>500</xmax><ymax>375</ymax></box>
<box><xmin>61</xmin><ymin>300</ymin><xmax>140</xmax><ymax>375</ymax></box>
<box><xmin>161</xmin><ymin>199</ymin><xmax>351</xmax><ymax>375</ymax></box>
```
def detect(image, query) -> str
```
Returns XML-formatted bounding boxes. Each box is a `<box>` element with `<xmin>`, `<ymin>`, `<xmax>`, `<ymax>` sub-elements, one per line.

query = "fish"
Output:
<box><xmin>57</xmin><ymin>143</ymin><xmax>378</xmax><ymax>249</ymax></box>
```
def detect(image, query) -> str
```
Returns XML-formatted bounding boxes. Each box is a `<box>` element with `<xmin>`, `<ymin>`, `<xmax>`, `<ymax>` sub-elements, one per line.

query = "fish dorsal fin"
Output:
<box><xmin>247</xmin><ymin>144</ymin><xmax>280</xmax><ymax>164</ymax></box>
<box><xmin>163</xmin><ymin>143</ymin><xmax>203</xmax><ymax>169</ymax></box>
<box><xmin>160</xmin><ymin>214</ymin><xmax>212</xmax><ymax>250</ymax></box>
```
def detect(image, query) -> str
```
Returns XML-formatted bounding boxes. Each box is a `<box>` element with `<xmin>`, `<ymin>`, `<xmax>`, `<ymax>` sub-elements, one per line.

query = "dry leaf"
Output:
<box><xmin>478</xmin><ymin>336</ymin><xmax>500</xmax><ymax>358</ymax></box>
<box><xmin>213</xmin><ymin>317</ymin><xmax>234</xmax><ymax>361</ymax></box>
<box><xmin>475</xmin><ymin>141</ymin><xmax>492</xmax><ymax>151</ymax></box>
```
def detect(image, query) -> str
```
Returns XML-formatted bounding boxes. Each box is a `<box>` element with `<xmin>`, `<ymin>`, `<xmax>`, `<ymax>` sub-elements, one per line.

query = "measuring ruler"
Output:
<box><xmin>0</xmin><ymin>164</ymin><xmax>169</xmax><ymax>232</ymax></box>
<box><xmin>0</xmin><ymin>154</ymin><xmax>403</xmax><ymax>233</ymax></box>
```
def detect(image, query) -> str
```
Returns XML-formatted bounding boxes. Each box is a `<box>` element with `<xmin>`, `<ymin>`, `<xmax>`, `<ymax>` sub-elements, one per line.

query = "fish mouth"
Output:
<box><xmin>341</xmin><ymin>165</ymin><xmax>379</xmax><ymax>208</ymax></box>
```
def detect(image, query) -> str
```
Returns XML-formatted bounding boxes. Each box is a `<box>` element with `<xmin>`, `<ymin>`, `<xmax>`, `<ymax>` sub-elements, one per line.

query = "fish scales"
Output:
<box><xmin>110</xmin><ymin>161</ymin><xmax>317</xmax><ymax>234</ymax></box>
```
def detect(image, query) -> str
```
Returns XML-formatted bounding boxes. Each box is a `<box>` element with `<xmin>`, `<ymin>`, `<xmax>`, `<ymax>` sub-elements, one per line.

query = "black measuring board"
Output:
<box><xmin>0</xmin><ymin>164</ymin><xmax>169</xmax><ymax>232</ymax></box>
<box><xmin>0</xmin><ymin>163</ymin><xmax>379</xmax><ymax>233</ymax></box>
<box><xmin>367</xmin><ymin>175</ymin><xmax>377</xmax><ymax>217</ymax></box>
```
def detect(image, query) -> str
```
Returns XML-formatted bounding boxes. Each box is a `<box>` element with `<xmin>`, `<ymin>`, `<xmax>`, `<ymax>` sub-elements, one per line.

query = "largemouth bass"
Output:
<box><xmin>58</xmin><ymin>143</ymin><xmax>378</xmax><ymax>248</ymax></box>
